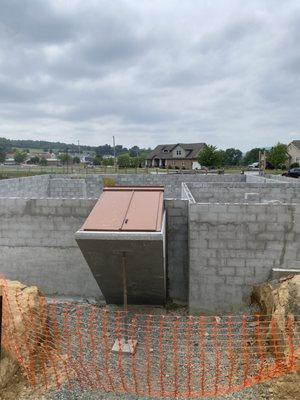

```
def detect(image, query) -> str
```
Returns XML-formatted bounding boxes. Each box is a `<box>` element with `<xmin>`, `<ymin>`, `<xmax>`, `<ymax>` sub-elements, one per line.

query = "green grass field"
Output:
<box><xmin>0</xmin><ymin>165</ymin><xmax>286</xmax><ymax>180</ymax></box>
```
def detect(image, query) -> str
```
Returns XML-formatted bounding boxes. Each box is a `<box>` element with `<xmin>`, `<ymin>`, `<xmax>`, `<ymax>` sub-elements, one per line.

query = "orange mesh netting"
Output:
<box><xmin>1</xmin><ymin>280</ymin><xmax>299</xmax><ymax>398</ymax></box>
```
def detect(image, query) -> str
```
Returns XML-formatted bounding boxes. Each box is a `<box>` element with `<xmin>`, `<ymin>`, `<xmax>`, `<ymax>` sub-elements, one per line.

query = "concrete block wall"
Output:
<box><xmin>85</xmin><ymin>175</ymin><xmax>103</xmax><ymax>197</ymax></box>
<box><xmin>246</xmin><ymin>174</ymin><xmax>300</xmax><ymax>186</ymax></box>
<box><xmin>0</xmin><ymin>197</ymin><xmax>101</xmax><ymax>297</ymax></box>
<box><xmin>49</xmin><ymin>178</ymin><xmax>87</xmax><ymax>198</ymax></box>
<box><xmin>187</xmin><ymin>182</ymin><xmax>300</xmax><ymax>203</ymax></box>
<box><xmin>60</xmin><ymin>173</ymin><xmax>246</xmax><ymax>198</ymax></box>
<box><xmin>101</xmin><ymin>173</ymin><xmax>246</xmax><ymax>198</ymax></box>
<box><xmin>0</xmin><ymin>194</ymin><xmax>188</xmax><ymax>301</ymax></box>
<box><xmin>188</xmin><ymin>202</ymin><xmax>300</xmax><ymax>314</ymax></box>
<box><xmin>0</xmin><ymin>173</ymin><xmax>246</xmax><ymax>199</ymax></box>
<box><xmin>165</xmin><ymin>199</ymin><xmax>189</xmax><ymax>303</ymax></box>
<box><xmin>266</xmin><ymin>174</ymin><xmax>300</xmax><ymax>185</ymax></box>
<box><xmin>4</xmin><ymin>172</ymin><xmax>298</xmax><ymax>312</ymax></box>
<box><xmin>0</xmin><ymin>175</ymin><xmax>49</xmax><ymax>197</ymax></box>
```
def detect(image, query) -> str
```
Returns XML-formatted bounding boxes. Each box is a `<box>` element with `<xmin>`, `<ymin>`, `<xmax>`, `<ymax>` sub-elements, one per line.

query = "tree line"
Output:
<box><xmin>198</xmin><ymin>143</ymin><xmax>290</xmax><ymax>169</ymax></box>
<box><xmin>0</xmin><ymin>136</ymin><xmax>292</xmax><ymax>169</ymax></box>
<box><xmin>0</xmin><ymin>137</ymin><xmax>151</xmax><ymax>166</ymax></box>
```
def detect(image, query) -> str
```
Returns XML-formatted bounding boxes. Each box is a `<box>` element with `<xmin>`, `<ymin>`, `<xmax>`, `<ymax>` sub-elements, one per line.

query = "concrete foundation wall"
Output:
<box><xmin>266</xmin><ymin>174</ymin><xmax>300</xmax><ymax>184</ymax></box>
<box><xmin>0</xmin><ymin>173</ymin><xmax>246</xmax><ymax>199</ymax></box>
<box><xmin>0</xmin><ymin>175</ymin><xmax>49</xmax><ymax>197</ymax></box>
<box><xmin>0</xmin><ymin>194</ymin><xmax>186</xmax><ymax>301</ymax></box>
<box><xmin>49</xmin><ymin>178</ymin><xmax>87</xmax><ymax>198</ymax></box>
<box><xmin>189</xmin><ymin>202</ymin><xmax>300</xmax><ymax>314</ymax></box>
<box><xmin>246</xmin><ymin>174</ymin><xmax>300</xmax><ymax>186</ymax></box>
<box><xmin>0</xmin><ymin>197</ymin><xmax>101</xmax><ymax>297</ymax></box>
<box><xmin>2</xmin><ymin>173</ymin><xmax>299</xmax><ymax>312</ymax></box>
<box><xmin>187</xmin><ymin>182</ymin><xmax>300</xmax><ymax>203</ymax></box>
<box><xmin>165</xmin><ymin>199</ymin><xmax>189</xmax><ymax>303</ymax></box>
<box><xmin>76</xmin><ymin>236</ymin><xmax>166</xmax><ymax>305</ymax></box>
<box><xmin>81</xmin><ymin>174</ymin><xmax>245</xmax><ymax>198</ymax></box>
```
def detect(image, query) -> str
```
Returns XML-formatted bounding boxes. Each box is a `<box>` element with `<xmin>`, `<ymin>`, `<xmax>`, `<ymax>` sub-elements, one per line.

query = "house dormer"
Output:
<box><xmin>172</xmin><ymin>144</ymin><xmax>186</xmax><ymax>158</ymax></box>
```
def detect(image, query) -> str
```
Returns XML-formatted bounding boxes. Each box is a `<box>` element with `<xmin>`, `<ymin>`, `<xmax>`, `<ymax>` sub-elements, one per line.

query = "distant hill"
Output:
<box><xmin>10</xmin><ymin>139</ymin><xmax>94</xmax><ymax>153</ymax></box>
<box><xmin>0</xmin><ymin>137</ymin><xmax>151</xmax><ymax>157</ymax></box>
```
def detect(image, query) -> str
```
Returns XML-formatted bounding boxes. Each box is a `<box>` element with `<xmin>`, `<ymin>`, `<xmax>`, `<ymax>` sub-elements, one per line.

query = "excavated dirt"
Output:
<box><xmin>264</xmin><ymin>372</ymin><xmax>300</xmax><ymax>399</ymax></box>
<box><xmin>0</xmin><ymin>279</ymin><xmax>46</xmax><ymax>393</ymax></box>
<box><xmin>1</xmin><ymin>275</ymin><xmax>299</xmax><ymax>399</ymax></box>
<box><xmin>252</xmin><ymin>275</ymin><xmax>300</xmax><ymax>399</ymax></box>
<box><xmin>252</xmin><ymin>275</ymin><xmax>300</xmax><ymax>357</ymax></box>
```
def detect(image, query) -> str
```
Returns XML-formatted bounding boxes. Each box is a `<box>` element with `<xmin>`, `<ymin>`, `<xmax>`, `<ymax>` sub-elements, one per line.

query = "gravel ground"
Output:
<box><xmin>43</xmin><ymin>385</ymin><xmax>271</xmax><ymax>399</ymax></box>
<box><xmin>17</xmin><ymin>301</ymin><xmax>283</xmax><ymax>400</ymax></box>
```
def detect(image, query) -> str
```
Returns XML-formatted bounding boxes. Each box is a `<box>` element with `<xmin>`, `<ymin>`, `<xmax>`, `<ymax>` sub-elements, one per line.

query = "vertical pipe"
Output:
<box><xmin>122</xmin><ymin>252</ymin><xmax>128</xmax><ymax>343</ymax></box>
<box><xmin>122</xmin><ymin>252</ymin><xmax>128</xmax><ymax>314</ymax></box>
<box><xmin>0</xmin><ymin>294</ymin><xmax>2</xmax><ymax>360</ymax></box>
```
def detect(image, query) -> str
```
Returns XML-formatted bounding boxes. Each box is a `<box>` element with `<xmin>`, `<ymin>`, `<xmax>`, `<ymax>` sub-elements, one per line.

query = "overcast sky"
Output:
<box><xmin>0</xmin><ymin>0</ymin><xmax>299</xmax><ymax>151</ymax></box>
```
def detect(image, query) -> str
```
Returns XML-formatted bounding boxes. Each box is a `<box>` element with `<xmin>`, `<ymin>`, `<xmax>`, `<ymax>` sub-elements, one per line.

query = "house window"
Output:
<box><xmin>181</xmin><ymin>161</ymin><xmax>185</xmax><ymax>166</ymax></box>
<box><xmin>176</xmin><ymin>150</ymin><xmax>182</xmax><ymax>156</ymax></box>
<box><xmin>172</xmin><ymin>160</ymin><xmax>175</xmax><ymax>165</ymax></box>
<box><xmin>163</xmin><ymin>149</ymin><xmax>168</xmax><ymax>153</ymax></box>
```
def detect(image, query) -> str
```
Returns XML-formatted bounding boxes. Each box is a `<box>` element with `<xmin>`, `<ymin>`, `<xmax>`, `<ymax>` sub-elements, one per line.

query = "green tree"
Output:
<box><xmin>267</xmin><ymin>143</ymin><xmax>288</xmax><ymax>169</ymax></box>
<box><xmin>92</xmin><ymin>156</ymin><xmax>102</xmax><ymax>166</ymax></box>
<box><xmin>73</xmin><ymin>156</ymin><xmax>80</xmax><ymax>164</ymax></box>
<box><xmin>198</xmin><ymin>145</ymin><xmax>220</xmax><ymax>167</ymax></box>
<box><xmin>130</xmin><ymin>157</ymin><xmax>140</xmax><ymax>168</ymax></box>
<box><xmin>28</xmin><ymin>156</ymin><xmax>40</xmax><ymax>164</ymax></box>
<box><xmin>58</xmin><ymin>153</ymin><xmax>71</xmax><ymax>164</ymax></box>
<box><xmin>0</xmin><ymin>151</ymin><xmax>5</xmax><ymax>163</ymax></box>
<box><xmin>129</xmin><ymin>146</ymin><xmax>140</xmax><ymax>157</ymax></box>
<box><xmin>224</xmin><ymin>148</ymin><xmax>243</xmax><ymax>166</ymax></box>
<box><xmin>14</xmin><ymin>150</ymin><xmax>27</xmax><ymax>164</ymax></box>
<box><xmin>117</xmin><ymin>154</ymin><xmax>131</xmax><ymax>168</ymax></box>
<box><xmin>102</xmin><ymin>158</ymin><xmax>114</xmax><ymax>166</ymax></box>
<box><xmin>216</xmin><ymin>150</ymin><xmax>226</xmax><ymax>167</ymax></box>
<box><xmin>39</xmin><ymin>158</ymin><xmax>48</xmax><ymax>166</ymax></box>
<box><xmin>0</xmin><ymin>137</ymin><xmax>11</xmax><ymax>163</ymax></box>
<box><xmin>242</xmin><ymin>148</ymin><xmax>263</xmax><ymax>165</ymax></box>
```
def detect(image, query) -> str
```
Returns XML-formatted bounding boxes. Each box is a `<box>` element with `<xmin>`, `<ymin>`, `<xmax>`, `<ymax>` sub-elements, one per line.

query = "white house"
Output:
<box><xmin>288</xmin><ymin>141</ymin><xmax>300</xmax><ymax>165</ymax></box>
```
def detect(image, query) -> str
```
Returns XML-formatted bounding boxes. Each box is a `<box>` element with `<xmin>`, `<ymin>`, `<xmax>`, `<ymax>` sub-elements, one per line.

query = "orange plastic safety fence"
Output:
<box><xmin>1</xmin><ymin>283</ymin><xmax>299</xmax><ymax>399</ymax></box>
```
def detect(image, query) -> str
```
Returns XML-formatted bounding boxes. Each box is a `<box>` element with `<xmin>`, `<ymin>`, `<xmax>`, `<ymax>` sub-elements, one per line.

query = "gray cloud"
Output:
<box><xmin>0</xmin><ymin>0</ymin><xmax>299</xmax><ymax>150</ymax></box>
<box><xmin>1</xmin><ymin>0</ymin><xmax>75</xmax><ymax>43</ymax></box>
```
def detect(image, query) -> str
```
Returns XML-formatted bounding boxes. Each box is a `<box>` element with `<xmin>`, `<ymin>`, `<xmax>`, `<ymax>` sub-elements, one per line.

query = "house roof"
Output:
<box><xmin>290</xmin><ymin>140</ymin><xmax>300</xmax><ymax>150</ymax></box>
<box><xmin>147</xmin><ymin>143</ymin><xmax>206</xmax><ymax>160</ymax></box>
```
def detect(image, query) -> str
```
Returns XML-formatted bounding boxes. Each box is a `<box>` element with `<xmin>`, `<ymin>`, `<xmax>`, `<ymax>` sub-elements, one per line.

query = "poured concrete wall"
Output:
<box><xmin>165</xmin><ymin>199</ymin><xmax>189</xmax><ymax>303</ymax></box>
<box><xmin>189</xmin><ymin>202</ymin><xmax>300</xmax><ymax>314</ymax></box>
<box><xmin>76</xmin><ymin>235</ymin><xmax>166</xmax><ymax>305</ymax></box>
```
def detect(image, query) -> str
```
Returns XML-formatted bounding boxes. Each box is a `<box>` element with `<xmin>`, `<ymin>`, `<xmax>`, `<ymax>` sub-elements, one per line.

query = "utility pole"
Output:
<box><xmin>113</xmin><ymin>136</ymin><xmax>116</xmax><ymax>171</ymax></box>
<box><xmin>66</xmin><ymin>147</ymin><xmax>69</xmax><ymax>174</ymax></box>
<box><xmin>259</xmin><ymin>150</ymin><xmax>266</xmax><ymax>176</ymax></box>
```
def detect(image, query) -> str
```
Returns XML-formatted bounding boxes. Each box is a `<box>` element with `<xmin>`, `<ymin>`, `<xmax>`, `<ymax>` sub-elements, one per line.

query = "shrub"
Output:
<box><xmin>103</xmin><ymin>177</ymin><xmax>115</xmax><ymax>187</ymax></box>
